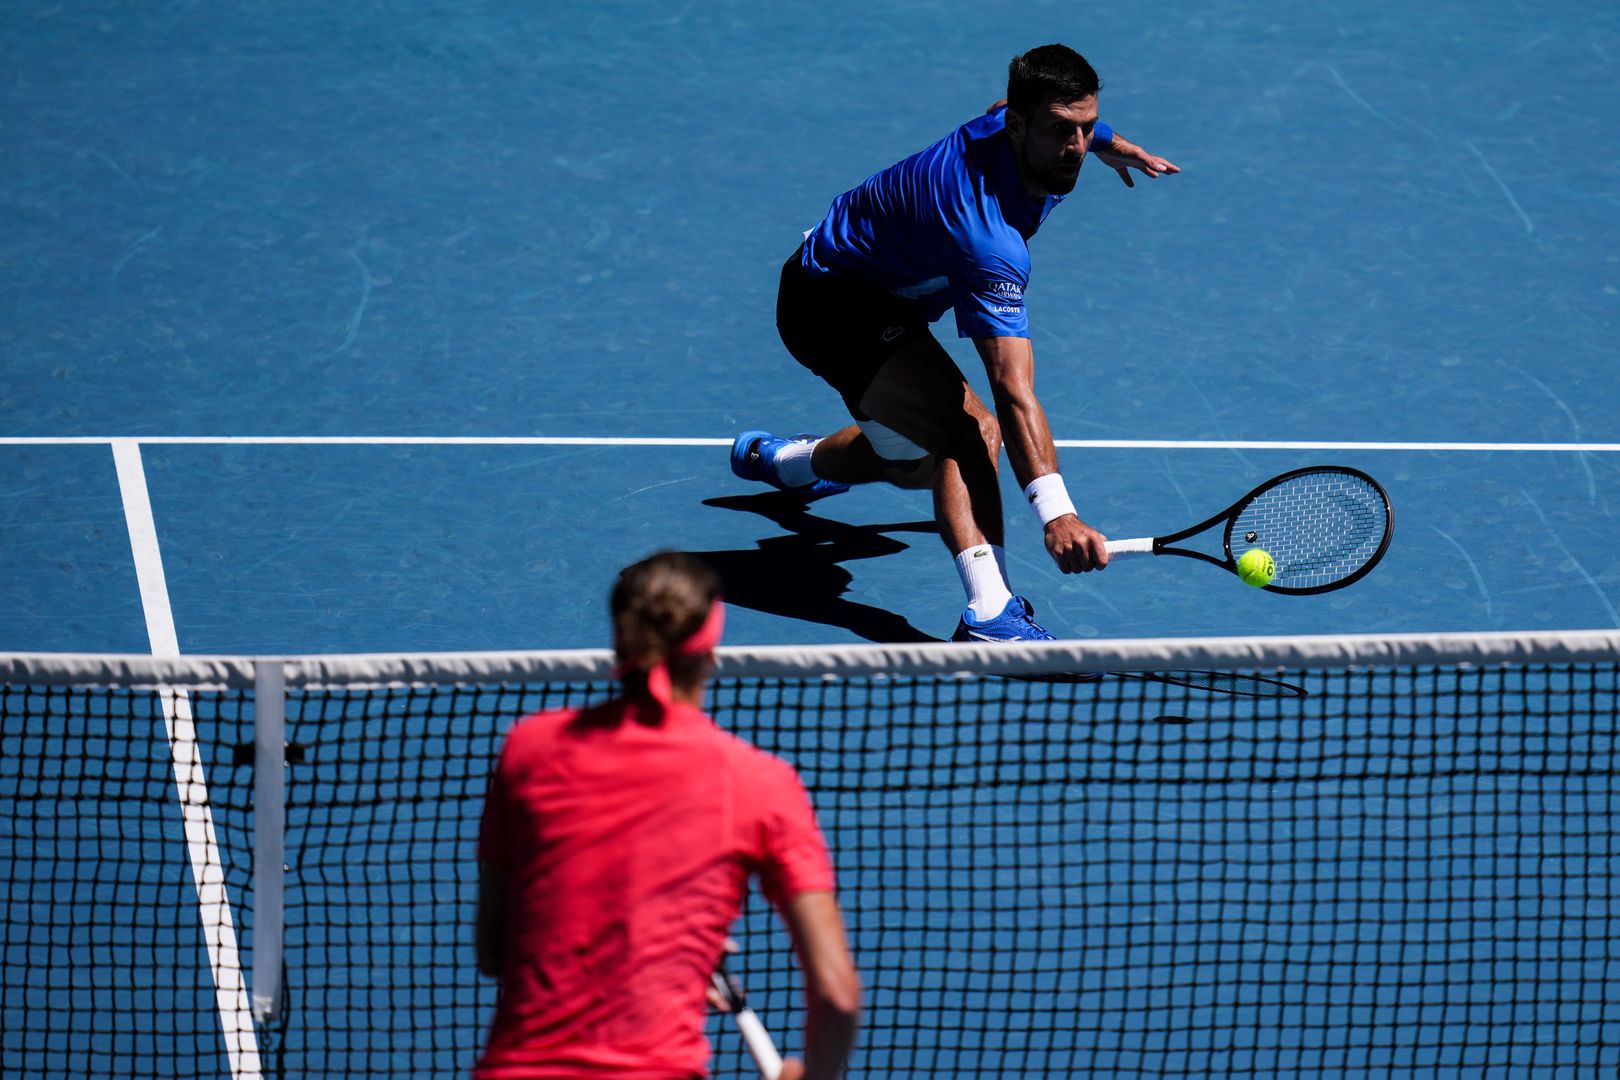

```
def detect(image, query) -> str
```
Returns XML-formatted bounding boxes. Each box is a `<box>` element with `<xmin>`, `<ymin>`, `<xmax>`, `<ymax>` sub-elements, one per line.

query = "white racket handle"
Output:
<box><xmin>735</xmin><ymin>1007</ymin><xmax>783</xmax><ymax>1078</ymax></box>
<box><xmin>1104</xmin><ymin>536</ymin><xmax>1155</xmax><ymax>557</ymax></box>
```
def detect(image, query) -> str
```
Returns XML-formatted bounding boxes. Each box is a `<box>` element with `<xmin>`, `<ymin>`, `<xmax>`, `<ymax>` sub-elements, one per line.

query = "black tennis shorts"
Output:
<box><xmin>775</xmin><ymin>245</ymin><xmax>929</xmax><ymax>419</ymax></box>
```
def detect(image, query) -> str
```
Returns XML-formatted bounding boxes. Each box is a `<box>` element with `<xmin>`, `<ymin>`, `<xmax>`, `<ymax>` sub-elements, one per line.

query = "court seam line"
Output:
<box><xmin>10</xmin><ymin>436</ymin><xmax>1620</xmax><ymax>451</ymax></box>
<box><xmin>111</xmin><ymin>440</ymin><xmax>263</xmax><ymax>1079</ymax></box>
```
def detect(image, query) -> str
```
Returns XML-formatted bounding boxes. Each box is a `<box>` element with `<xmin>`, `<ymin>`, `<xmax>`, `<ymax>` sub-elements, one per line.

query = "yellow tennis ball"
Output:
<box><xmin>1236</xmin><ymin>548</ymin><xmax>1276</xmax><ymax>588</ymax></box>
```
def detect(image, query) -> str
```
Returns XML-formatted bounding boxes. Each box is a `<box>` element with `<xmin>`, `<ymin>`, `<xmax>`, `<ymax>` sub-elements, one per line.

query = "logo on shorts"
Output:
<box><xmin>881</xmin><ymin>325</ymin><xmax>906</xmax><ymax>343</ymax></box>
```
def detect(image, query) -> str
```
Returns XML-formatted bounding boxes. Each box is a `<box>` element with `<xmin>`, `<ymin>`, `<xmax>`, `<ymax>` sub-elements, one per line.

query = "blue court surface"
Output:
<box><xmin>3</xmin><ymin>0</ymin><xmax>1618</xmax><ymax>655</ymax></box>
<box><xmin>3</xmin><ymin>1</ymin><xmax>1619</xmax><ymax>1076</ymax></box>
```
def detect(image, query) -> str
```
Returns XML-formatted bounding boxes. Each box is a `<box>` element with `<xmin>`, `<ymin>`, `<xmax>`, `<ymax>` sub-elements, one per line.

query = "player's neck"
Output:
<box><xmin>1008</xmin><ymin>143</ymin><xmax>1050</xmax><ymax>203</ymax></box>
<box><xmin>669</xmin><ymin>682</ymin><xmax>705</xmax><ymax>708</ymax></box>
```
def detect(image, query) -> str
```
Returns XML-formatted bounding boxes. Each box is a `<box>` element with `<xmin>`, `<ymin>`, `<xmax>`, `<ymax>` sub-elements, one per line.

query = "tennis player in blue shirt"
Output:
<box><xmin>731</xmin><ymin>44</ymin><xmax>1178</xmax><ymax>642</ymax></box>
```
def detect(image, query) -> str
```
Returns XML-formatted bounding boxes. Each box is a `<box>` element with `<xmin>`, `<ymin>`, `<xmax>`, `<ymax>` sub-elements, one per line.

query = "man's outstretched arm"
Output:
<box><xmin>1089</xmin><ymin>129</ymin><xmax>1180</xmax><ymax>187</ymax></box>
<box><xmin>974</xmin><ymin>335</ymin><xmax>1109</xmax><ymax>573</ymax></box>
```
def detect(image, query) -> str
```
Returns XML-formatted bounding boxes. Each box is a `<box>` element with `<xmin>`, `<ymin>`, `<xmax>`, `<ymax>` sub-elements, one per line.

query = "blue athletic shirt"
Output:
<box><xmin>802</xmin><ymin>106</ymin><xmax>1074</xmax><ymax>340</ymax></box>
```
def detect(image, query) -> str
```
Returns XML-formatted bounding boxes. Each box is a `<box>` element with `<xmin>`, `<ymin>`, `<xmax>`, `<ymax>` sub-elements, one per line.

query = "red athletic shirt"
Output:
<box><xmin>474</xmin><ymin>697</ymin><xmax>835</xmax><ymax>1079</ymax></box>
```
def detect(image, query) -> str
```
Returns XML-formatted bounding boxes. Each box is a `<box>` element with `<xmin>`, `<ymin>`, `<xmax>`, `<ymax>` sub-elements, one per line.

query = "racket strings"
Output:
<box><xmin>1232</xmin><ymin>473</ymin><xmax>1389</xmax><ymax>589</ymax></box>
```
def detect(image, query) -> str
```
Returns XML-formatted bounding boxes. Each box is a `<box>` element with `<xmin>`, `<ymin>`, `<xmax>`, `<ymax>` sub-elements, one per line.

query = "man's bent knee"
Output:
<box><xmin>856</xmin><ymin>419</ymin><xmax>933</xmax><ymax>488</ymax></box>
<box><xmin>879</xmin><ymin>456</ymin><xmax>935</xmax><ymax>489</ymax></box>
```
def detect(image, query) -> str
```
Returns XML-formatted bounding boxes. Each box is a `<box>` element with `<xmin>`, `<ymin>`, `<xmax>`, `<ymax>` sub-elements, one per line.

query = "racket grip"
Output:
<box><xmin>1104</xmin><ymin>536</ymin><xmax>1155</xmax><ymax>557</ymax></box>
<box><xmin>734</xmin><ymin>1007</ymin><xmax>784</xmax><ymax>1078</ymax></box>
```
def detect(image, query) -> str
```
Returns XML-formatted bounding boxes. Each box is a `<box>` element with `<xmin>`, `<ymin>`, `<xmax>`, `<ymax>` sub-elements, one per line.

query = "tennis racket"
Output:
<box><xmin>1103</xmin><ymin>465</ymin><xmax>1393</xmax><ymax>594</ymax></box>
<box><xmin>712</xmin><ymin>953</ymin><xmax>783</xmax><ymax>1079</ymax></box>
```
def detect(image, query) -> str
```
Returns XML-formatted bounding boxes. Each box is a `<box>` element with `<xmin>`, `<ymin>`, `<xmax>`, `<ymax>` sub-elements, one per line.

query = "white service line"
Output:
<box><xmin>4</xmin><ymin>434</ymin><xmax>1620</xmax><ymax>451</ymax></box>
<box><xmin>6</xmin><ymin>435</ymin><xmax>735</xmax><ymax>446</ymax></box>
<box><xmin>112</xmin><ymin>441</ymin><xmax>181</xmax><ymax>656</ymax></box>
<box><xmin>1051</xmin><ymin>440</ymin><xmax>1620</xmax><ymax>452</ymax></box>
<box><xmin>111</xmin><ymin>440</ymin><xmax>263</xmax><ymax>1079</ymax></box>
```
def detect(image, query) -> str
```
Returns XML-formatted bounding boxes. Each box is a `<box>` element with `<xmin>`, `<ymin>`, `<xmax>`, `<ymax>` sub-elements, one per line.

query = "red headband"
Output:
<box><xmin>616</xmin><ymin>600</ymin><xmax>725</xmax><ymax>712</ymax></box>
<box><xmin>669</xmin><ymin>598</ymin><xmax>725</xmax><ymax>658</ymax></box>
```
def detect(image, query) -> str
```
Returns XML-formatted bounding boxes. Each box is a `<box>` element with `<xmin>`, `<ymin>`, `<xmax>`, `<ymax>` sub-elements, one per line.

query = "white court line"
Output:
<box><xmin>7</xmin><ymin>435</ymin><xmax>1620</xmax><ymax>450</ymax></box>
<box><xmin>111</xmin><ymin>440</ymin><xmax>263</xmax><ymax>1079</ymax></box>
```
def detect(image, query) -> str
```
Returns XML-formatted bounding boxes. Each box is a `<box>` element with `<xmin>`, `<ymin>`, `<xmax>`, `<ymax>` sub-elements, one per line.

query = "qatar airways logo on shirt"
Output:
<box><xmin>987</xmin><ymin>281</ymin><xmax>1024</xmax><ymax>316</ymax></box>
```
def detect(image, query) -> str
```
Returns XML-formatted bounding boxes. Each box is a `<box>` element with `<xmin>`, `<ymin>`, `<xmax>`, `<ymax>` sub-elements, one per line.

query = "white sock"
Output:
<box><xmin>956</xmin><ymin>544</ymin><xmax>1014</xmax><ymax>622</ymax></box>
<box><xmin>773</xmin><ymin>439</ymin><xmax>820</xmax><ymax>487</ymax></box>
<box><xmin>991</xmin><ymin>545</ymin><xmax>1011</xmax><ymax>589</ymax></box>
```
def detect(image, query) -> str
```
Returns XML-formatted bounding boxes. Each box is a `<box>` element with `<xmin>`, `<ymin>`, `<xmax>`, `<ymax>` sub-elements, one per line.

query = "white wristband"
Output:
<box><xmin>1023</xmin><ymin>473</ymin><xmax>1077</xmax><ymax>528</ymax></box>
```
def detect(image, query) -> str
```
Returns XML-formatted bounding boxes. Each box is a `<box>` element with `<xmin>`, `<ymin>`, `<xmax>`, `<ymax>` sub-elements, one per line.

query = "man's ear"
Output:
<box><xmin>1003</xmin><ymin>106</ymin><xmax>1025</xmax><ymax>144</ymax></box>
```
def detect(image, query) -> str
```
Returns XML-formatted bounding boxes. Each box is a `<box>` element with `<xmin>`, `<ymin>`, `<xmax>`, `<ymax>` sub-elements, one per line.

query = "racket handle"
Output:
<box><xmin>734</xmin><ymin>1007</ymin><xmax>784</xmax><ymax>1078</ymax></box>
<box><xmin>1104</xmin><ymin>536</ymin><xmax>1155</xmax><ymax>557</ymax></box>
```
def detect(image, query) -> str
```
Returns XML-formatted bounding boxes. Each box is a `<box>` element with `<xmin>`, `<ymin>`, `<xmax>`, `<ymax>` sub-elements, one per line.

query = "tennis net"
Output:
<box><xmin>2</xmin><ymin>631</ymin><xmax>1617</xmax><ymax>1077</ymax></box>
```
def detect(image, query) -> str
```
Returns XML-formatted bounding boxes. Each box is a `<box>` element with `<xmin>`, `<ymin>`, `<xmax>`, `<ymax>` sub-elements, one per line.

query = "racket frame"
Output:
<box><xmin>1132</xmin><ymin>465</ymin><xmax>1394</xmax><ymax>595</ymax></box>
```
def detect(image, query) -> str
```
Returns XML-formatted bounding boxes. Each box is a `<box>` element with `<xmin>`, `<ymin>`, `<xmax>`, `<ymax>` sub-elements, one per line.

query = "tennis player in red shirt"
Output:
<box><xmin>475</xmin><ymin>552</ymin><xmax>860</xmax><ymax>1078</ymax></box>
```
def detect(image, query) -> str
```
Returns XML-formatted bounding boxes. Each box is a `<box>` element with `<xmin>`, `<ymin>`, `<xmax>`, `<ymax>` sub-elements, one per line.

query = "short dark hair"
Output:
<box><xmin>1007</xmin><ymin>44</ymin><xmax>1101</xmax><ymax>117</ymax></box>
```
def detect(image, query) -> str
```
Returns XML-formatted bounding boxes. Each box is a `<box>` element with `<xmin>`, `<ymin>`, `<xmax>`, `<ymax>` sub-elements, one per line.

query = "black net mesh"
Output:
<box><xmin>3</xmin><ymin>657</ymin><xmax>1618</xmax><ymax>1077</ymax></box>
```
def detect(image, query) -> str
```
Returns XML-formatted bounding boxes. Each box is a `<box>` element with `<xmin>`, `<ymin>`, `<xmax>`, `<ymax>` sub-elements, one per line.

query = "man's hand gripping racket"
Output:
<box><xmin>1102</xmin><ymin>465</ymin><xmax>1393</xmax><ymax>594</ymax></box>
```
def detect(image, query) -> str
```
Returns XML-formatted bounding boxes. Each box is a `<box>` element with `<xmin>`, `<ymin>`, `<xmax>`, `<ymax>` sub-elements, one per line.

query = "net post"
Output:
<box><xmin>252</xmin><ymin>659</ymin><xmax>286</xmax><ymax>1025</ymax></box>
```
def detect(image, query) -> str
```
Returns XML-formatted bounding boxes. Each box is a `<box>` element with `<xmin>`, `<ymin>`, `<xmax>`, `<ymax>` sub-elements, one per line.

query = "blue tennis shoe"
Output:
<box><xmin>951</xmin><ymin>595</ymin><xmax>1056</xmax><ymax>643</ymax></box>
<box><xmin>730</xmin><ymin>430</ymin><xmax>850</xmax><ymax>497</ymax></box>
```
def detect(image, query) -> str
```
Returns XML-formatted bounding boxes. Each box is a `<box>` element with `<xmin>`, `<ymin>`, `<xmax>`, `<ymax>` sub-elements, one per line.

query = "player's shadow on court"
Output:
<box><xmin>695</xmin><ymin>492</ymin><xmax>942</xmax><ymax>644</ymax></box>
